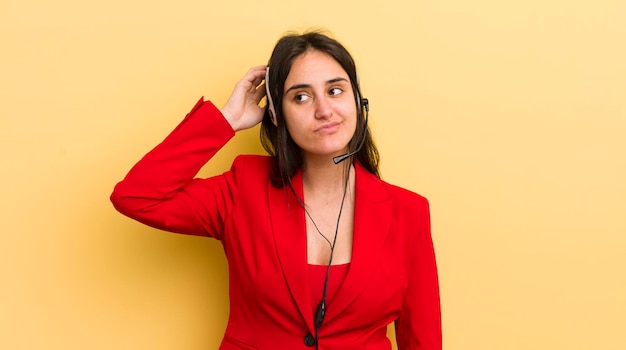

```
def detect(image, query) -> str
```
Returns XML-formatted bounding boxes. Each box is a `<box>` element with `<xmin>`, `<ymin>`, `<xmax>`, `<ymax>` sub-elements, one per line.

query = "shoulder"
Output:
<box><xmin>232</xmin><ymin>154</ymin><xmax>272</xmax><ymax>168</ymax></box>
<box><xmin>379</xmin><ymin>180</ymin><xmax>431</xmax><ymax>223</ymax></box>
<box><xmin>356</xmin><ymin>163</ymin><xmax>429</xmax><ymax>210</ymax></box>
<box><xmin>229</xmin><ymin>154</ymin><xmax>274</xmax><ymax>184</ymax></box>
<box><xmin>383</xmin><ymin>181</ymin><xmax>429</xmax><ymax>208</ymax></box>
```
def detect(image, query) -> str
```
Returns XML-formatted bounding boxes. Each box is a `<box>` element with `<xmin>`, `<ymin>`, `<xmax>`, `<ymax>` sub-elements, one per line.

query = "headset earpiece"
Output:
<box><xmin>265</xmin><ymin>68</ymin><xmax>278</xmax><ymax>126</ymax></box>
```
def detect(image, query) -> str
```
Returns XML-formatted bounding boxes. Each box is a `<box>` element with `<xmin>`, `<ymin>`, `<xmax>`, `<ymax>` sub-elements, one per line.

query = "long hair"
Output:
<box><xmin>260</xmin><ymin>31</ymin><xmax>380</xmax><ymax>188</ymax></box>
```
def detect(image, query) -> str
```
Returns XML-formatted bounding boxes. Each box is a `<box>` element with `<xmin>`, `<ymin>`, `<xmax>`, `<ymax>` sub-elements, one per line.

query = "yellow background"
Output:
<box><xmin>1</xmin><ymin>0</ymin><xmax>625</xmax><ymax>349</ymax></box>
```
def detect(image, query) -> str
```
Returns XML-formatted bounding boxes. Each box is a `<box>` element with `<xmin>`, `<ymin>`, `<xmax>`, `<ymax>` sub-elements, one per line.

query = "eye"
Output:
<box><xmin>329</xmin><ymin>87</ymin><xmax>343</xmax><ymax>96</ymax></box>
<box><xmin>294</xmin><ymin>93</ymin><xmax>310</xmax><ymax>103</ymax></box>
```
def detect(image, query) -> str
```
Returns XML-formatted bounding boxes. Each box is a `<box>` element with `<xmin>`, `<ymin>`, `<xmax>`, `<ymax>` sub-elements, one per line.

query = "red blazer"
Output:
<box><xmin>111</xmin><ymin>98</ymin><xmax>441</xmax><ymax>350</ymax></box>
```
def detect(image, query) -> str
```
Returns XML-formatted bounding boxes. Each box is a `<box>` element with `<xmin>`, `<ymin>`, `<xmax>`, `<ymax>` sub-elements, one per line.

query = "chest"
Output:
<box><xmin>305</xmin><ymin>202</ymin><xmax>354</xmax><ymax>265</ymax></box>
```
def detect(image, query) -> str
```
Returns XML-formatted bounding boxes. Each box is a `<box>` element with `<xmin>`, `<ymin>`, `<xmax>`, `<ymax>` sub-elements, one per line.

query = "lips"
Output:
<box><xmin>315</xmin><ymin>121</ymin><xmax>341</xmax><ymax>133</ymax></box>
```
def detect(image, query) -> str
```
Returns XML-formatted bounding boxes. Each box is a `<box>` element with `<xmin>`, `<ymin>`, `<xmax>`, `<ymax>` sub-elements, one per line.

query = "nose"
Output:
<box><xmin>314</xmin><ymin>96</ymin><xmax>333</xmax><ymax>120</ymax></box>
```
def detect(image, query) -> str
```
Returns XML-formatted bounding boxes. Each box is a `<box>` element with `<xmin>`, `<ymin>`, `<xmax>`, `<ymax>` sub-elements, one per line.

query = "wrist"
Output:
<box><xmin>220</xmin><ymin>108</ymin><xmax>238</xmax><ymax>131</ymax></box>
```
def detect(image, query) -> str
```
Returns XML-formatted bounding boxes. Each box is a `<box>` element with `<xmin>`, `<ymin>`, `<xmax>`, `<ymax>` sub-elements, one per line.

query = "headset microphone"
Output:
<box><xmin>333</xmin><ymin>98</ymin><xmax>369</xmax><ymax>164</ymax></box>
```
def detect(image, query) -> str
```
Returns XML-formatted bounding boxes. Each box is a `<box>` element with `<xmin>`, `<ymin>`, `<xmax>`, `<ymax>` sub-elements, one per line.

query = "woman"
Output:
<box><xmin>111</xmin><ymin>31</ymin><xmax>441</xmax><ymax>350</ymax></box>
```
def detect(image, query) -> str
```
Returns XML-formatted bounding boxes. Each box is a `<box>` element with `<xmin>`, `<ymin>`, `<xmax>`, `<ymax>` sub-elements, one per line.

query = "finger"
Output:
<box><xmin>247</xmin><ymin>65</ymin><xmax>267</xmax><ymax>80</ymax></box>
<box><xmin>252</xmin><ymin>82</ymin><xmax>266</xmax><ymax>103</ymax></box>
<box><xmin>243</xmin><ymin>66</ymin><xmax>267</xmax><ymax>91</ymax></box>
<box><xmin>249</xmin><ymin>65</ymin><xmax>267</xmax><ymax>72</ymax></box>
<box><xmin>251</xmin><ymin>74</ymin><xmax>265</xmax><ymax>89</ymax></box>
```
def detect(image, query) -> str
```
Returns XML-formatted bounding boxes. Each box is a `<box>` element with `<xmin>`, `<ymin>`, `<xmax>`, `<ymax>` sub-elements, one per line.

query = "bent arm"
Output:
<box><xmin>110</xmin><ymin>98</ymin><xmax>236</xmax><ymax>239</ymax></box>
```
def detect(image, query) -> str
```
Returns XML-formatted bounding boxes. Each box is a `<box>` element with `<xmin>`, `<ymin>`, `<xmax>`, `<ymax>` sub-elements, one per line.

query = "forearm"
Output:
<box><xmin>110</xmin><ymin>98</ymin><xmax>235</xmax><ymax>234</ymax></box>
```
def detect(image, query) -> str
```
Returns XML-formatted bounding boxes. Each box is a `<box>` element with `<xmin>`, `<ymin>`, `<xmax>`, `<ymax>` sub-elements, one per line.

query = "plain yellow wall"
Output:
<box><xmin>1</xmin><ymin>0</ymin><xmax>625</xmax><ymax>349</ymax></box>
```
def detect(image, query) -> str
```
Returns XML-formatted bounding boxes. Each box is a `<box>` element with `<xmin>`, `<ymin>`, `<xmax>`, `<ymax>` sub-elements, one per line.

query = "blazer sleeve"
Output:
<box><xmin>110</xmin><ymin>98</ymin><xmax>237</xmax><ymax>240</ymax></box>
<box><xmin>395</xmin><ymin>197</ymin><xmax>442</xmax><ymax>350</ymax></box>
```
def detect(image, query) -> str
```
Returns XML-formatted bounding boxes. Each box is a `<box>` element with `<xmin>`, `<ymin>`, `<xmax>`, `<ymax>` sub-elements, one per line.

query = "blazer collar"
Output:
<box><xmin>268</xmin><ymin>162</ymin><xmax>392</xmax><ymax>332</ymax></box>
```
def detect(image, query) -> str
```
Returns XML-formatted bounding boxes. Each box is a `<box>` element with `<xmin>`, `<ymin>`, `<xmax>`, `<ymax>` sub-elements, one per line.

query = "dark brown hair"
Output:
<box><xmin>261</xmin><ymin>31</ymin><xmax>380</xmax><ymax>188</ymax></box>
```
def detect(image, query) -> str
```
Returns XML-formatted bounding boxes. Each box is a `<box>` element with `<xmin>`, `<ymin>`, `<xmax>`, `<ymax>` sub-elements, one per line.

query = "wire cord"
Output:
<box><xmin>308</xmin><ymin>165</ymin><xmax>352</xmax><ymax>349</ymax></box>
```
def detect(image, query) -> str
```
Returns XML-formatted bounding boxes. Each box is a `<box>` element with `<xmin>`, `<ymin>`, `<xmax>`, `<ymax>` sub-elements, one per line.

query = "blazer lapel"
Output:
<box><xmin>327</xmin><ymin>163</ymin><xmax>392</xmax><ymax>318</ymax></box>
<box><xmin>267</xmin><ymin>171</ymin><xmax>315</xmax><ymax>332</ymax></box>
<box><xmin>267</xmin><ymin>164</ymin><xmax>392</xmax><ymax>330</ymax></box>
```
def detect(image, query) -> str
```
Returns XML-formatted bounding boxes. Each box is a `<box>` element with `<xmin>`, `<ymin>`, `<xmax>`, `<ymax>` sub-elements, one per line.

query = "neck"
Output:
<box><xmin>301</xmin><ymin>154</ymin><xmax>353</xmax><ymax>197</ymax></box>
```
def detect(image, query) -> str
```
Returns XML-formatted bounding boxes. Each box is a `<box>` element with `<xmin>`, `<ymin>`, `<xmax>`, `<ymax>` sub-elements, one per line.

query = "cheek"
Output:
<box><xmin>281</xmin><ymin>108</ymin><xmax>300</xmax><ymax>133</ymax></box>
<box><xmin>340</xmin><ymin>105</ymin><xmax>358</xmax><ymax>131</ymax></box>
<box><xmin>283</xmin><ymin>117</ymin><xmax>308</xmax><ymax>143</ymax></box>
<box><xmin>339</xmin><ymin>100</ymin><xmax>358</xmax><ymax>119</ymax></box>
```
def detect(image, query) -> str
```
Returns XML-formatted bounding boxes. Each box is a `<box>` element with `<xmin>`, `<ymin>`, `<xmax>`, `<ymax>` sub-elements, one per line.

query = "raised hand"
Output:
<box><xmin>220</xmin><ymin>66</ymin><xmax>268</xmax><ymax>132</ymax></box>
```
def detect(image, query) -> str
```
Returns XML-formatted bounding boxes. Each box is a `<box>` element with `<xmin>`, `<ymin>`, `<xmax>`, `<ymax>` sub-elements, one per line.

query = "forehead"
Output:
<box><xmin>285</xmin><ymin>50</ymin><xmax>349</xmax><ymax>85</ymax></box>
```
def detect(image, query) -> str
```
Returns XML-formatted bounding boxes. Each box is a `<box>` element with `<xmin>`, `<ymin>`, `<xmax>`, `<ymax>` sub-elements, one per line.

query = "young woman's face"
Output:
<box><xmin>281</xmin><ymin>50</ymin><xmax>357</xmax><ymax>161</ymax></box>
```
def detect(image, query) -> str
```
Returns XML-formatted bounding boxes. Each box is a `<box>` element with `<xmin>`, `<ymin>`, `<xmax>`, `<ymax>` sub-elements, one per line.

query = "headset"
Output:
<box><xmin>265</xmin><ymin>66</ymin><xmax>370</xmax><ymax>349</ymax></box>
<box><xmin>265</xmin><ymin>68</ymin><xmax>278</xmax><ymax>126</ymax></box>
<box><xmin>265</xmin><ymin>68</ymin><xmax>369</xmax><ymax>165</ymax></box>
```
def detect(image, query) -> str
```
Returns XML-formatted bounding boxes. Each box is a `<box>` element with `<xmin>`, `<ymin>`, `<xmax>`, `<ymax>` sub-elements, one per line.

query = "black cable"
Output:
<box><xmin>311</xmin><ymin>165</ymin><xmax>351</xmax><ymax>349</ymax></box>
<box><xmin>285</xmin><ymin>98</ymin><xmax>365</xmax><ymax>348</ymax></box>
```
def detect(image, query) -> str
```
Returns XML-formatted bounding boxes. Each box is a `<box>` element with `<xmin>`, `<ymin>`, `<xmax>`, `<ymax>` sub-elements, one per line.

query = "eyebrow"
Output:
<box><xmin>284</xmin><ymin>77</ymin><xmax>349</xmax><ymax>95</ymax></box>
